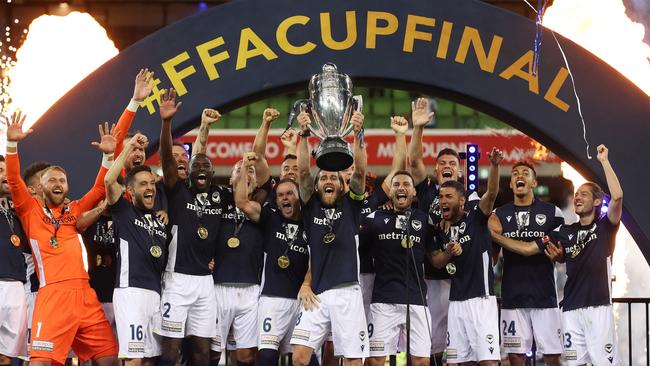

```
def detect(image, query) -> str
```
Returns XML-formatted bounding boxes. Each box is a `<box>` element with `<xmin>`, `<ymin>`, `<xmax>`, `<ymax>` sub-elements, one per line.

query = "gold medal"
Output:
<box><xmin>323</xmin><ymin>232</ymin><xmax>336</xmax><ymax>244</ymax></box>
<box><xmin>96</xmin><ymin>255</ymin><xmax>102</xmax><ymax>266</ymax></box>
<box><xmin>401</xmin><ymin>238</ymin><xmax>413</xmax><ymax>249</ymax></box>
<box><xmin>446</xmin><ymin>263</ymin><xmax>456</xmax><ymax>275</ymax></box>
<box><xmin>10</xmin><ymin>234</ymin><xmax>20</xmax><ymax>247</ymax></box>
<box><xmin>197</xmin><ymin>226</ymin><xmax>209</xmax><ymax>240</ymax></box>
<box><xmin>50</xmin><ymin>236</ymin><xmax>59</xmax><ymax>248</ymax></box>
<box><xmin>277</xmin><ymin>255</ymin><xmax>290</xmax><ymax>269</ymax></box>
<box><xmin>227</xmin><ymin>236</ymin><xmax>240</xmax><ymax>248</ymax></box>
<box><xmin>150</xmin><ymin>245</ymin><xmax>162</xmax><ymax>258</ymax></box>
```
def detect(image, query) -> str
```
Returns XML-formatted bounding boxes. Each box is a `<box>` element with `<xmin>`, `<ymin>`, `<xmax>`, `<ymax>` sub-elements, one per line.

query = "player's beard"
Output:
<box><xmin>44</xmin><ymin>190</ymin><xmax>66</xmax><ymax>207</ymax></box>
<box><xmin>319</xmin><ymin>190</ymin><xmax>341</xmax><ymax>208</ymax></box>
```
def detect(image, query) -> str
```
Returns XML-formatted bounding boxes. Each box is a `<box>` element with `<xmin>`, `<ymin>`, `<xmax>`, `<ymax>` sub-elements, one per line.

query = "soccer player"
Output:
<box><xmin>6</xmin><ymin>111</ymin><xmax>120</xmax><ymax>366</ymax></box>
<box><xmin>234</xmin><ymin>153</ymin><xmax>309</xmax><ymax>366</ymax></box>
<box><xmin>290</xmin><ymin>110</ymin><xmax>369</xmax><ymax>366</ymax></box>
<box><xmin>489</xmin><ymin>162</ymin><xmax>564</xmax><ymax>366</ymax></box>
<box><xmin>361</xmin><ymin>171</ymin><xmax>433</xmax><ymax>366</ymax></box>
<box><xmin>408</xmin><ymin>98</ymin><xmax>479</xmax><ymax>366</ymax></box>
<box><xmin>19</xmin><ymin>161</ymin><xmax>51</xmax><ymax>361</ymax></box>
<box><xmin>209</xmin><ymin>156</ymin><xmax>265</xmax><ymax>366</ymax></box>
<box><xmin>105</xmin><ymin>133</ymin><xmax>167</xmax><ymax>366</ymax></box>
<box><xmin>492</xmin><ymin>144</ymin><xmax>622</xmax><ymax>366</ymax></box>
<box><xmin>156</xmin><ymin>89</ymin><xmax>221</xmax><ymax>366</ymax></box>
<box><xmin>429</xmin><ymin>147</ymin><xmax>503</xmax><ymax>366</ymax></box>
<box><xmin>0</xmin><ymin>154</ymin><xmax>29</xmax><ymax>365</ymax></box>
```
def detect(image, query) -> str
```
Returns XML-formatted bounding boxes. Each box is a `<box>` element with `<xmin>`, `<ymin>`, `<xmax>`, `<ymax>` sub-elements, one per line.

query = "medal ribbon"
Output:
<box><xmin>232</xmin><ymin>208</ymin><xmax>246</xmax><ymax>238</ymax></box>
<box><xmin>0</xmin><ymin>206</ymin><xmax>15</xmax><ymax>234</ymax></box>
<box><xmin>44</xmin><ymin>205</ymin><xmax>68</xmax><ymax>239</ymax></box>
<box><xmin>322</xmin><ymin>208</ymin><xmax>338</xmax><ymax>233</ymax></box>
<box><xmin>516</xmin><ymin>207</ymin><xmax>531</xmax><ymax>236</ymax></box>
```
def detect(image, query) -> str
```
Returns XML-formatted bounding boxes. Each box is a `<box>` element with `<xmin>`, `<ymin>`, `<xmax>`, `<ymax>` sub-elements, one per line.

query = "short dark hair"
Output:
<box><xmin>391</xmin><ymin>170</ymin><xmax>415</xmax><ymax>185</ymax></box>
<box><xmin>283</xmin><ymin>154</ymin><xmax>297</xmax><ymax>162</ymax></box>
<box><xmin>22</xmin><ymin>161</ymin><xmax>51</xmax><ymax>184</ymax></box>
<box><xmin>275</xmin><ymin>178</ymin><xmax>299</xmax><ymax>193</ymax></box>
<box><xmin>512</xmin><ymin>161</ymin><xmax>537</xmax><ymax>178</ymax></box>
<box><xmin>172</xmin><ymin>140</ymin><xmax>187</xmax><ymax>149</ymax></box>
<box><xmin>125</xmin><ymin>165</ymin><xmax>152</xmax><ymax>187</ymax></box>
<box><xmin>440</xmin><ymin>180</ymin><xmax>466</xmax><ymax>196</ymax></box>
<box><xmin>0</xmin><ymin>155</ymin><xmax>5</xmax><ymax>162</ymax></box>
<box><xmin>437</xmin><ymin>148</ymin><xmax>460</xmax><ymax>161</ymax></box>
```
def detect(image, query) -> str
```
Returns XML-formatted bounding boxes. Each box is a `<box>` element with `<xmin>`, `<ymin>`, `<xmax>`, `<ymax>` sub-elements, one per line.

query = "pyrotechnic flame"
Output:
<box><xmin>530</xmin><ymin>139</ymin><xmax>549</xmax><ymax>161</ymax></box>
<box><xmin>544</xmin><ymin>0</ymin><xmax>650</xmax><ymax>97</ymax></box>
<box><xmin>3</xmin><ymin>11</ymin><xmax>118</xmax><ymax>132</ymax></box>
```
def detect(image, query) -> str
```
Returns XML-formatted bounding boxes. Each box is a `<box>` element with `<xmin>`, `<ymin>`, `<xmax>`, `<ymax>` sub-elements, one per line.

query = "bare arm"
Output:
<box><xmin>409</xmin><ymin>98</ymin><xmax>434</xmax><ymax>185</ymax></box>
<box><xmin>478</xmin><ymin>147</ymin><xmax>503</xmax><ymax>216</ymax></box>
<box><xmin>106</xmin><ymin>133</ymin><xmax>148</xmax><ymax>204</ymax></box>
<box><xmin>488</xmin><ymin>213</ymin><xmax>503</xmax><ymax>264</ymax></box>
<box><xmin>234</xmin><ymin>152</ymin><xmax>262</xmax><ymax>223</ymax></box>
<box><xmin>429</xmin><ymin>241</ymin><xmax>462</xmax><ymax>269</ymax></box>
<box><xmin>349</xmin><ymin>112</ymin><xmax>367</xmax><ymax>196</ymax></box>
<box><xmin>296</xmin><ymin>112</ymin><xmax>314</xmax><ymax>202</ymax></box>
<box><xmin>159</xmin><ymin>88</ymin><xmax>183</xmax><ymax>189</ymax></box>
<box><xmin>192</xmin><ymin>108</ymin><xmax>220</xmax><ymax>156</ymax></box>
<box><xmin>76</xmin><ymin>200</ymin><xmax>108</xmax><ymax>233</ymax></box>
<box><xmin>251</xmin><ymin>108</ymin><xmax>277</xmax><ymax>187</ymax></box>
<box><xmin>381</xmin><ymin>116</ymin><xmax>408</xmax><ymax>191</ymax></box>
<box><xmin>491</xmin><ymin>232</ymin><xmax>541</xmax><ymax>256</ymax></box>
<box><xmin>596</xmin><ymin>145</ymin><xmax>623</xmax><ymax>225</ymax></box>
<box><xmin>298</xmin><ymin>258</ymin><xmax>320</xmax><ymax>310</ymax></box>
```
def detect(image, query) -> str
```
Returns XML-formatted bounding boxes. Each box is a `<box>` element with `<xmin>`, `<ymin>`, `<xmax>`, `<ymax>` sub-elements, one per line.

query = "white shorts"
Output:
<box><xmin>210</xmin><ymin>284</ymin><xmax>260</xmax><ymax>352</ymax></box>
<box><xmin>368</xmin><ymin>303</ymin><xmax>431</xmax><ymax>358</ymax></box>
<box><xmin>446</xmin><ymin>296</ymin><xmax>500</xmax><ymax>363</ymax></box>
<box><xmin>290</xmin><ymin>284</ymin><xmax>369</xmax><ymax>359</ymax></box>
<box><xmin>0</xmin><ymin>281</ymin><xmax>28</xmax><ymax>358</ymax></box>
<box><xmin>114</xmin><ymin>287</ymin><xmax>162</xmax><ymax>359</ymax></box>
<box><xmin>562</xmin><ymin>305</ymin><xmax>618</xmax><ymax>366</ymax></box>
<box><xmin>359</xmin><ymin>273</ymin><xmax>375</xmax><ymax>321</ymax></box>
<box><xmin>258</xmin><ymin>296</ymin><xmax>300</xmax><ymax>354</ymax></box>
<box><xmin>157</xmin><ymin>272</ymin><xmax>217</xmax><ymax>338</ymax></box>
<box><xmin>425</xmin><ymin>279</ymin><xmax>450</xmax><ymax>354</ymax></box>
<box><xmin>20</xmin><ymin>291</ymin><xmax>37</xmax><ymax>360</ymax></box>
<box><xmin>501</xmin><ymin>307</ymin><xmax>563</xmax><ymax>355</ymax></box>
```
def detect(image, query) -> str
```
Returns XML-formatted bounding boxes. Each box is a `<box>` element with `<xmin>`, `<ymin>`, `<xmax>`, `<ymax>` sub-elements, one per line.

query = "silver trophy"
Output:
<box><xmin>287</xmin><ymin>63</ymin><xmax>362</xmax><ymax>171</ymax></box>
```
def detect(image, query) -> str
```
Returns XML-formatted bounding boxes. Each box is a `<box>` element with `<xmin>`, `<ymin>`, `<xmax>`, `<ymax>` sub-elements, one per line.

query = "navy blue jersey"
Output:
<box><xmin>165</xmin><ymin>181</ymin><xmax>222</xmax><ymax>275</ymax></box>
<box><xmin>213</xmin><ymin>186</ymin><xmax>264</xmax><ymax>285</ymax></box>
<box><xmin>545</xmin><ymin>216</ymin><xmax>618</xmax><ymax>312</ymax></box>
<box><xmin>416</xmin><ymin>180</ymin><xmax>479</xmax><ymax>280</ymax></box>
<box><xmin>358</xmin><ymin>187</ymin><xmax>389</xmax><ymax>274</ymax></box>
<box><xmin>110</xmin><ymin>197</ymin><xmax>168</xmax><ymax>294</ymax></box>
<box><xmin>303</xmin><ymin>191</ymin><xmax>364</xmax><ymax>294</ymax></box>
<box><xmin>82</xmin><ymin>215</ymin><xmax>117</xmax><ymax>303</ymax></box>
<box><xmin>154</xmin><ymin>180</ymin><xmax>168</xmax><ymax>212</ymax></box>
<box><xmin>495</xmin><ymin>199</ymin><xmax>564</xmax><ymax>309</ymax></box>
<box><xmin>360</xmin><ymin>209</ymin><xmax>434</xmax><ymax>305</ymax></box>
<box><xmin>0</xmin><ymin>197</ymin><xmax>27</xmax><ymax>282</ymax></box>
<box><xmin>259</xmin><ymin>204</ymin><xmax>309</xmax><ymax>298</ymax></box>
<box><xmin>434</xmin><ymin>205</ymin><xmax>494</xmax><ymax>301</ymax></box>
<box><xmin>22</xmin><ymin>251</ymin><xmax>39</xmax><ymax>292</ymax></box>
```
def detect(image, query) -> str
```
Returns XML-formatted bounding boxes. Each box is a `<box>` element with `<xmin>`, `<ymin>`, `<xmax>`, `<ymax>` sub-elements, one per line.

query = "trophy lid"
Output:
<box><xmin>322</xmin><ymin>62</ymin><xmax>338</xmax><ymax>73</ymax></box>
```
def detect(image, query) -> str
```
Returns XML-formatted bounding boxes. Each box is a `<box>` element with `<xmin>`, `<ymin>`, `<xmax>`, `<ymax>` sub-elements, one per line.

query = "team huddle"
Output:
<box><xmin>0</xmin><ymin>70</ymin><xmax>623</xmax><ymax>366</ymax></box>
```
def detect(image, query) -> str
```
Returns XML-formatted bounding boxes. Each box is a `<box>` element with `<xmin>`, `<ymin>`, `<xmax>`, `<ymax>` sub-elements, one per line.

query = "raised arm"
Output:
<box><xmin>349</xmin><ymin>112</ymin><xmax>367</xmax><ymax>196</ymax></box>
<box><xmin>409</xmin><ymin>98</ymin><xmax>434</xmax><ymax>185</ymax></box>
<box><xmin>488</xmin><ymin>213</ymin><xmax>504</xmax><ymax>264</ymax></box>
<box><xmin>252</xmin><ymin>108</ymin><xmax>278</xmax><ymax>187</ymax></box>
<box><xmin>193</xmin><ymin>108</ymin><xmax>220</xmax><ymax>156</ymax></box>
<box><xmin>5</xmin><ymin>111</ymin><xmax>34</xmax><ymax>213</ymax></box>
<box><xmin>159</xmin><ymin>88</ymin><xmax>183</xmax><ymax>189</ymax></box>
<box><xmin>78</xmin><ymin>122</ymin><xmax>120</xmax><ymax>212</ymax></box>
<box><xmin>381</xmin><ymin>116</ymin><xmax>408</xmax><ymax>191</ymax></box>
<box><xmin>115</xmin><ymin>69</ymin><xmax>154</xmax><ymax>157</ymax></box>
<box><xmin>478</xmin><ymin>147</ymin><xmax>503</xmax><ymax>216</ymax></box>
<box><xmin>235</xmin><ymin>152</ymin><xmax>262</xmax><ymax>223</ymax></box>
<box><xmin>105</xmin><ymin>133</ymin><xmax>148</xmax><ymax>205</ymax></box>
<box><xmin>280</xmin><ymin>128</ymin><xmax>298</xmax><ymax>156</ymax></box>
<box><xmin>596</xmin><ymin>145</ymin><xmax>623</xmax><ymax>225</ymax></box>
<box><xmin>296</xmin><ymin>112</ymin><xmax>314</xmax><ymax>202</ymax></box>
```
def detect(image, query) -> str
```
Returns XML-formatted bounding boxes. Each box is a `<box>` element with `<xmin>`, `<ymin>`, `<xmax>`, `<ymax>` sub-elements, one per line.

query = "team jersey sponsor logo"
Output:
<box><xmin>31</xmin><ymin>340</ymin><xmax>54</xmax><ymax>352</ymax></box>
<box><xmin>369</xmin><ymin>340</ymin><xmax>384</xmax><ymax>352</ymax></box>
<box><xmin>134</xmin><ymin>215</ymin><xmax>168</xmax><ymax>239</ymax></box>
<box><xmin>186</xmin><ymin>202</ymin><xmax>222</xmax><ymax>215</ymax></box>
<box><xmin>564</xmin><ymin>350</ymin><xmax>578</xmax><ymax>361</ymax></box>
<box><xmin>535</xmin><ymin>214</ymin><xmax>547</xmax><ymax>226</ymax></box>
<box><xmin>566</xmin><ymin>225</ymin><xmax>598</xmax><ymax>259</ymax></box>
<box><xmin>128</xmin><ymin>341</ymin><xmax>145</xmax><ymax>353</ymax></box>
<box><xmin>313</xmin><ymin>212</ymin><xmax>342</xmax><ymax>225</ymax></box>
<box><xmin>503</xmin><ymin>336</ymin><xmax>521</xmax><ymax>348</ymax></box>
<box><xmin>503</xmin><ymin>230</ymin><xmax>546</xmax><ymax>239</ymax></box>
<box><xmin>291</xmin><ymin>329</ymin><xmax>310</xmax><ymax>342</ymax></box>
<box><xmin>377</xmin><ymin>232</ymin><xmax>422</xmax><ymax>244</ymax></box>
<box><xmin>161</xmin><ymin>319</ymin><xmax>183</xmax><ymax>333</ymax></box>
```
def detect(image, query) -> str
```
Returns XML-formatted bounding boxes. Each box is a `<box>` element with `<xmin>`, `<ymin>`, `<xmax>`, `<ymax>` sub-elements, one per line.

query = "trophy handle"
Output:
<box><xmin>340</xmin><ymin>95</ymin><xmax>364</xmax><ymax>137</ymax></box>
<box><xmin>286</xmin><ymin>99</ymin><xmax>324</xmax><ymax>139</ymax></box>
